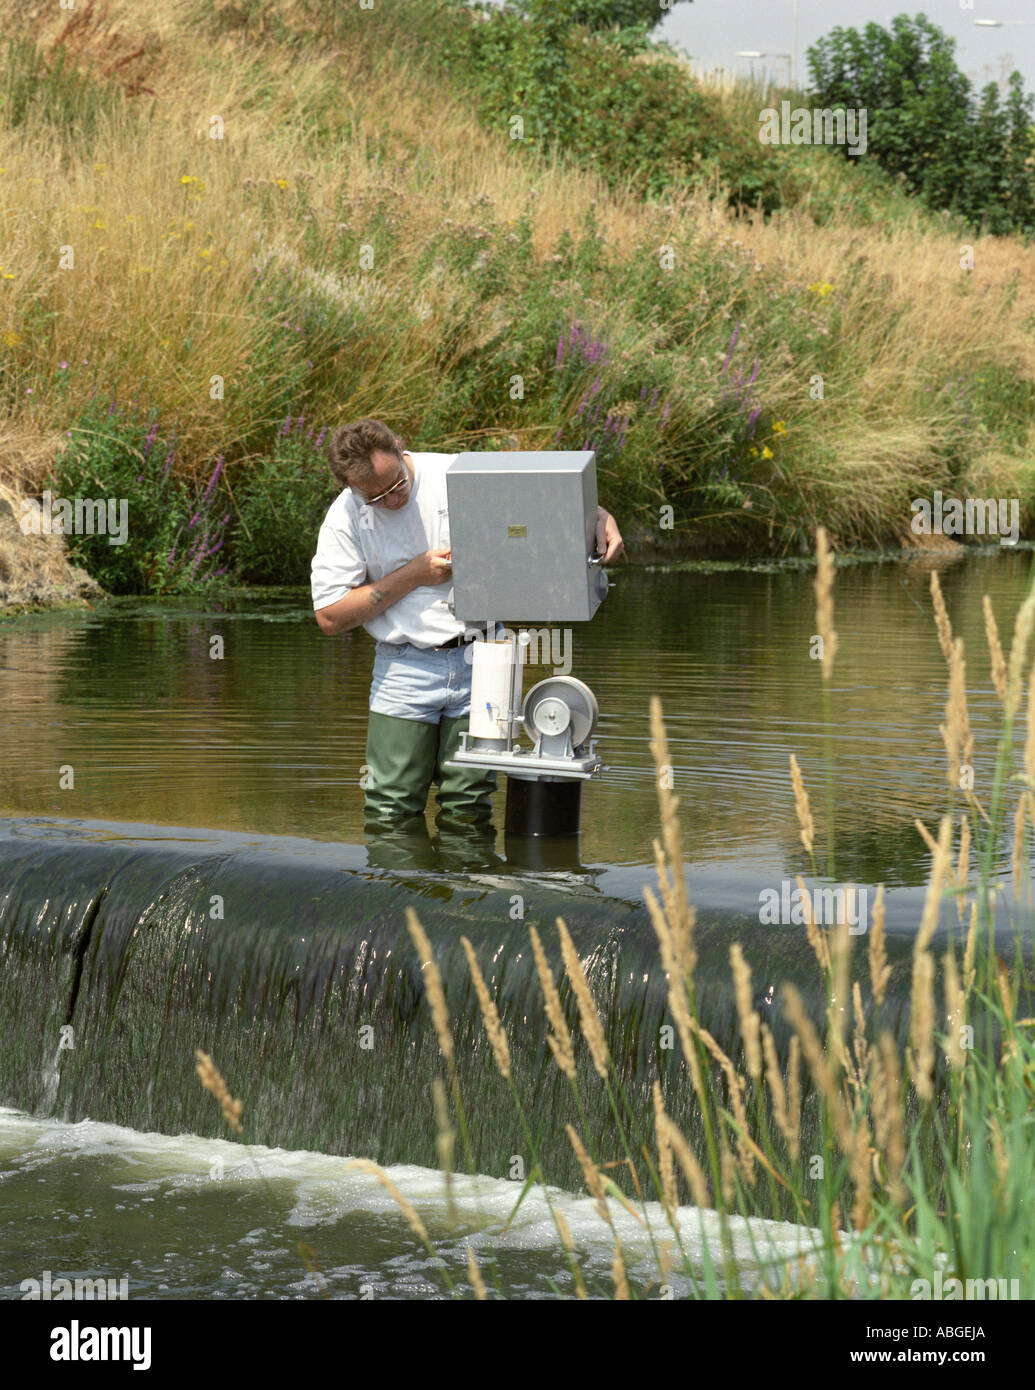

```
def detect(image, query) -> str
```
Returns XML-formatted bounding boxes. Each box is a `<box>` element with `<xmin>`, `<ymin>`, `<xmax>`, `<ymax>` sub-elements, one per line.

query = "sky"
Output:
<box><xmin>653</xmin><ymin>0</ymin><xmax>1035</xmax><ymax>94</ymax></box>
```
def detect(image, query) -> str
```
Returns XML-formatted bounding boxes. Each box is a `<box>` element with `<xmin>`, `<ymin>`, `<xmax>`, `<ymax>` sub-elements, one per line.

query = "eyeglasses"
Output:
<box><xmin>357</xmin><ymin>467</ymin><xmax>410</xmax><ymax>507</ymax></box>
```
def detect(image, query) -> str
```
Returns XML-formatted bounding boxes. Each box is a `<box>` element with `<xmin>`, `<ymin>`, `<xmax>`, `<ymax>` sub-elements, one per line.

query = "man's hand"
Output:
<box><xmin>407</xmin><ymin>548</ymin><xmax>453</xmax><ymax>586</ymax></box>
<box><xmin>595</xmin><ymin>507</ymin><xmax>624</xmax><ymax>563</ymax></box>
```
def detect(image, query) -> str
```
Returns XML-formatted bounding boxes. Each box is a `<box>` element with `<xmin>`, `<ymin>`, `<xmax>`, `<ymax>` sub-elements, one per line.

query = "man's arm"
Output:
<box><xmin>314</xmin><ymin>549</ymin><xmax>452</xmax><ymax>636</ymax></box>
<box><xmin>315</xmin><ymin>564</ymin><xmax>419</xmax><ymax>636</ymax></box>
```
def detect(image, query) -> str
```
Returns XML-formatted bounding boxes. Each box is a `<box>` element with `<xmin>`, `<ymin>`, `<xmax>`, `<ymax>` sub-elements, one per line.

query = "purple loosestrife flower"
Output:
<box><xmin>168</xmin><ymin>547</ymin><xmax>177</xmax><ymax>563</ymax></box>
<box><xmin>162</xmin><ymin>448</ymin><xmax>175</xmax><ymax>482</ymax></box>
<box><xmin>201</xmin><ymin>455</ymin><xmax>224</xmax><ymax>503</ymax></box>
<box><xmin>315</xmin><ymin>429</ymin><xmax>325</xmax><ymax>448</ymax></box>
<box><xmin>747</xmin><ymin>360</ymin><xmax>759</xmax><ymax>388</ymax></box>
<box><xmin>211</xmin><ymin>565</ymin><xmax>228</xmax><ymax>577</ymax></box>
<box><xmin>720</xmin><ymin>323</ymin><xmax>740</xmax><ymax>377</ymax></box>
<box><xmin>650</xmin><ymin>387</ymin><xmax>659</xmax><ymax>407</ymax></box>
<box><xmin>188</xmin><ymin>513</ymin><xmax>200</xmax><ymax>528</ymax></box>
<box><xmin>281</xmin><ymin>413</ymin><xmax>292</xmax><ymax>435</ymax></box>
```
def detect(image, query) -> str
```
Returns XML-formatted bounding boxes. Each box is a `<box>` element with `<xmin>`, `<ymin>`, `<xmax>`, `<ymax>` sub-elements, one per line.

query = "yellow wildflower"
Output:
<box><xmin>3</xmin><ymin>331</ymin><xmax>22</xmax><ymax>346</ymax></box>
<box><xmin>773</xmin><ymin>420</ymin><xmax>787</xmax><ymax>435</ymax></box>
<box><xmin>762</xmin><ymin>445</ymin><xmax>774</xmax><ymax>460</ymax></box>
<box><xmin>807</xmin><ymin>281</ymin><xmax>834</xmax><ymax>298</ymax></box>
<box><xmin>276</xmin><ymin>178</ymin><xmax>287</xmax><ymax>189</ymax></box>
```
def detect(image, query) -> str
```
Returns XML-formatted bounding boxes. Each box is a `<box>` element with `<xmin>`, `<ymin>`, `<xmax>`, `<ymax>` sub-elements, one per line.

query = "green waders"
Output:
<box><xmin>364</xmin><ymin>711</ymin><xmax>497</xmax><ymax>825</ymax></box>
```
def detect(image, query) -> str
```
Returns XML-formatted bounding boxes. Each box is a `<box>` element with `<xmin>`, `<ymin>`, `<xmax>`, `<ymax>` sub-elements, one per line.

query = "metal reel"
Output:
<box><xmin>522</xmin><ymin>676</ymin><xmax>599</xmax><ymax>752</ymax></box>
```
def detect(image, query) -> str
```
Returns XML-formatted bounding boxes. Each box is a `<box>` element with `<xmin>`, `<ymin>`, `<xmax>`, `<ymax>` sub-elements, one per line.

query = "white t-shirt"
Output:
<box><xmin>310</xmin><ymin>451</ymin><xmax>467</xmax><ymax>648</ymax></box>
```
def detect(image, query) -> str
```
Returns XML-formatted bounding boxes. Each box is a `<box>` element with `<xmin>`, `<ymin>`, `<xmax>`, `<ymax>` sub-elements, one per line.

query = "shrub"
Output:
<box><xmin>232</xmin><ymin>417</ymin><xmax>336</xmax><ymax>585</ymax></box>
<box><xmin>50</xmin><ymin>398</ymin><xmax>230</xmax><ymax>595</ymax></box>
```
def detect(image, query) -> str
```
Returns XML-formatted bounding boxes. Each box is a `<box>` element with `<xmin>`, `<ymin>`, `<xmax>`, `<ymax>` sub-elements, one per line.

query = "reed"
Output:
<box><xmin>557</xmin><ymin>916</ymin><xmax>609</xmax><ymax>1082</ymax></box>
<box><xmin>344</xmin><ymin>1158</ymin><xmax>430</xmax><ymax>1244</ymax></box>
<box><xmin>194</xmin><ymin>1049</ymin><xmax>243</xmax><ymax>1134</ymax></box>
<box><xmin>529</xmin><ymin>923</ymin><xmax>576</xmax><ymax>1082</ymax></box>
<box><xmin>460</xmin><ymin>935</ymin><xmax>511</xmax><ymax>1080</ymax></box>
<box><xmin>983</xmin><ymin>595</ymin><xmax>1008</xmax><ymax>706</ymax></box>
<box><xmin>788</xmin><ymin>753</ymin><xmax>815</xmax><ymax>860</ymax></box>
<box><xmin>466</xmin><ymin>1245</ymin><xmax>487</xmax><ymax>1301</ymax></box>
<box><xmin>814</xmin><ymin>527</ymin><xmax>839</xmax><ymax>683</ymax></box>
<box><xmin>188</xmin><ymin>538</ymin><xmax>1035</xmax><ymax>1301</ymax></box>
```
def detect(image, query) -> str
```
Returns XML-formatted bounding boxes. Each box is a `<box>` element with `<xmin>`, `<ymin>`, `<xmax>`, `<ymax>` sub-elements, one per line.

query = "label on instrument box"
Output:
<box><xmin>507</xmin><ymin>524</ymin><xmax>527</xmax><ymax>538</ymax></box>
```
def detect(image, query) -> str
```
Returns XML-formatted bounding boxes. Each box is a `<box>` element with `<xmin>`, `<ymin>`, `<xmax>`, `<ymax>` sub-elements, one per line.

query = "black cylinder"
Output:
<box><xmin>503</xmin><ymin>832</ymin><xmax>588</xmax><ymax>873</ymax></box>
<box><xmin>504</xmin><ymin>775</ymin><xmax>583</xmax><ymax>838</ymax></box>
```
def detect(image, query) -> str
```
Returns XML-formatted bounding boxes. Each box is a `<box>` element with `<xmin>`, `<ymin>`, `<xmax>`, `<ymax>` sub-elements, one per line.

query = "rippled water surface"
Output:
<box><xmin>2</xmin><ymin>547</ymin><xmax>1033</xmax><ymax>885</ymax></box>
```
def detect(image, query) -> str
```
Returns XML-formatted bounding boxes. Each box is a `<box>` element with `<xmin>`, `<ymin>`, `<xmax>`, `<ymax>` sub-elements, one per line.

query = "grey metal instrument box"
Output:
<box><xmin>445</xmin><ymin>451</ymin><xmax>606</xmax><ymax>622</ymax></box>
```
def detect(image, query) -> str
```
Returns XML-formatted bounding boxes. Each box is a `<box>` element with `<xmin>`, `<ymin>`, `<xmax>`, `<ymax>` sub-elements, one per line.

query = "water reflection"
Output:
<box><xmin>1</xmin><ymin>548</ymin><xmax>1034</xmax><ymax>886</ymax></box>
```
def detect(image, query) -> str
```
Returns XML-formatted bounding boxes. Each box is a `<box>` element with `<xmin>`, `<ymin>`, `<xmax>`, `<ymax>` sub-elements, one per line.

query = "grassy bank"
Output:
<box><xmin>1</xmin><ymin>0</ymin><xmax>1034</xmax><ymax>605</ymax></box>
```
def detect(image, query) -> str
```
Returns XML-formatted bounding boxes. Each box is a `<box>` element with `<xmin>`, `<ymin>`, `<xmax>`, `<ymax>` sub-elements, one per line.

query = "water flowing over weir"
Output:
<box><xmin>0</xmin><ymin>815</ymin><xmax>1026</xmax><ymax>1199</ymax></box>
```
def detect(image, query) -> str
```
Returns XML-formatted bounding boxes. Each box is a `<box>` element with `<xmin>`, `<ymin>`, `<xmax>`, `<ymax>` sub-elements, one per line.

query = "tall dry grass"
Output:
<box><xmin>3</xmin><ymin>0</ymin><xmax>1035</xmax><ymax>593</ymax></box>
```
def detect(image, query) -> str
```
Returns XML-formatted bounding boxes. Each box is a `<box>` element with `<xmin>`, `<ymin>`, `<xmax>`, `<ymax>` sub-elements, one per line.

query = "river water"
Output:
<box><xmin>1</xmin><ymin>545</ymin><xmax>1033</xmax><ymax>1299</ymax></box>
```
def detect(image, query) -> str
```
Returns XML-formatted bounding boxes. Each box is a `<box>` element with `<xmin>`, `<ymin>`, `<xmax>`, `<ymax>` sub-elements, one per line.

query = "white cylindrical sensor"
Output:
<box><xmin>469</xmin><ymin>640</ymin><xmax>518</xmax><ymax>741</ymax></box>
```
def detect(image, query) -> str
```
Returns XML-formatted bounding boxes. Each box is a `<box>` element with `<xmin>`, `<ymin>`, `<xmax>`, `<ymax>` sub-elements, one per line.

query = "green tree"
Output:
<box><xmin>502</xmin><ymin>0</ymin><xmax>689</xmax><ymax>31</ymax></box>
<box><xmin>557</xmin><ymin>0</ymin><xmax>688</xmax><ymax>30</ymax></box>
<box><xmin>807</xmin><ymin>13</ymin><xmax>1035</xmax><ymax>234</ymax></box>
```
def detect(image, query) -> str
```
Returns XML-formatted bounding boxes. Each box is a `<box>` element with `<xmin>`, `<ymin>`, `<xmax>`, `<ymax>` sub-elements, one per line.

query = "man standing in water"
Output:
<box><xmin>311</xmin><ymin>418</ymin><xmax>624</xmax><ymax>828</ymax></box>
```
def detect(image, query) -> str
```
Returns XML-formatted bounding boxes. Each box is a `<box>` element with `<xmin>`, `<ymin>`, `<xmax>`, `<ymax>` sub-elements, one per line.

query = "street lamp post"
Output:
<box><xmin>792</xmin><ymin>0</ymin><xmax>799</xmax><ymax>88</ymax></box>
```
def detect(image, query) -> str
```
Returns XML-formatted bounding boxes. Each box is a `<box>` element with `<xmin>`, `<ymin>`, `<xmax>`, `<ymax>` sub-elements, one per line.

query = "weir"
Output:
<box><xmin>0</xmin><ymin>815</ymin><xmax>1026</xmax><ymax>1199</ymax></box>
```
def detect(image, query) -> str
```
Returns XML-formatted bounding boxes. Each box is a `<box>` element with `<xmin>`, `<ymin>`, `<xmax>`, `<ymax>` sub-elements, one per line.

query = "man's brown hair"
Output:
<box><xmin>326</xmin><ymin>419</ymin><xmax>406</xmax><ymax>490</ymax></box>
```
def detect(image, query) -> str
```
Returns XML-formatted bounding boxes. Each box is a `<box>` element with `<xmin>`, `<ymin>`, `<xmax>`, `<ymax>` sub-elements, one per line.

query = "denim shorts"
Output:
<box><xmin>370</xmin><ymin>640</ymin><xmax>474</xmax><ymax>723</ymax></box>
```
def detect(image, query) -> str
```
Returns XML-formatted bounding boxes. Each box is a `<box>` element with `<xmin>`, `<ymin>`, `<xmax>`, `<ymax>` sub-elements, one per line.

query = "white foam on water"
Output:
<box><xmin>0</xmin><ymin>1107</ymin><xmax>828</xmax><ymax>1293</ymax></box>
